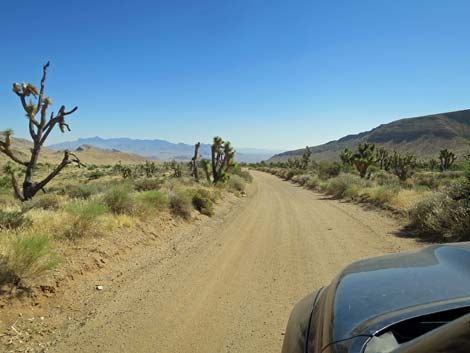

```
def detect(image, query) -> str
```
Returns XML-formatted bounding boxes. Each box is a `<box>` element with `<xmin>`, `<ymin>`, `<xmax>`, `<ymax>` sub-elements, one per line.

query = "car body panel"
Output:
<box><xmin>281</xmin><ymin>242</ymin><xmax>470</xmax><ymax>353</ymax></box>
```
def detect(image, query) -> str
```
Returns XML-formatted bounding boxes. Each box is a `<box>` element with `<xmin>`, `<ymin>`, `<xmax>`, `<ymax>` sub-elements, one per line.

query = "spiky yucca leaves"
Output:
<box><xmin>390</xmin><ymin>152</ymin><xmax>416</xmax><ymax>181</ymax></box>
<box><xmin>300</xmin><ymin>146</ymin><xmax>312</xmax><ymax>170</ymax></box>
<box><xmin>351</xmin><ymin>143</ymin><xmax>377</xmax><ymax>178</ymax></box>
<box><xmin>439</xmin><ymin>149</ymin><xmax>457</xmax><ymax>172</ymax></box>
<box><xmin>340</xmin><ymin>148</ymin><xmax>353</xmax><ymax>166</ymax></box>
<box><xmin>210</xmin><ymin>136</ymin><xmax>236</xmax><ymax>184</ymax></box>
<box><xmin>376</xmin><ymin>146</ymin><xmax>391</xmax><ymax>171</ymax></box>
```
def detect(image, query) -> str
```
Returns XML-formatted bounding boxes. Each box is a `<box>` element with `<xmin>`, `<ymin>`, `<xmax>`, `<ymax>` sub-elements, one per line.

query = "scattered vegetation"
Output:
<box><xmin>252</xmin><ymin>144</ymin><xmax>470</xmax><ymax>243</ymax></box>
<box><xmin>0</xmin><ymin>128</ymin><xmax>251</xmax><ymax>291</ymax></box>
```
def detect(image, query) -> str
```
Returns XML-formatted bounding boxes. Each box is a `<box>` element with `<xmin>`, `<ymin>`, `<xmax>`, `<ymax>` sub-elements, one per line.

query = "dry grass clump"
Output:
<box><xmin>103</xmin><ymin>186</ymin><xmax>136</xmax><ymax>215</ymax></box>
<box><xmin>0</xmin><ymin>210</ymin><xmax>31</xmax><ymax>230</ymax></box>
<box><xmin>325</xmin><ymin>174</ymin><xmax>368</xmax><ymax>199</ymax></box>
<box><xmin>192</xmin><ymin>189</ymin><xmax>214</xmax><ymax>216</ymax></box>
<box><xmin>0</xmin><ymin>233</ymin><xmax>60</xmax><ymax>286</ymax></box>
<box><xmin>137</xmin><ymin>190</ymin><xmax>169</xmax><ymax>214</ymax></box>
<box><xmin>409</xmin><ymin>180</ymin><xmax>470</xmax><ymax>241</ymax></box>
<box><xmin>23</xmin><ymin>194</ymin><xmax>63</xmax><ymax>211</ymax></box>
<box><xmin>168</xmin><ymin>189</ymin><xmax>193</xmax><ymax>220</ymax></box>
<box><xmin>227</xmin><ymin>175</ymin><xmax>246</xmax><ymax>192</ymax></box>
<box><xmin>61</xmin><ymin>200</ymin><xmax>110</xmax><ymax>239</ymax></box>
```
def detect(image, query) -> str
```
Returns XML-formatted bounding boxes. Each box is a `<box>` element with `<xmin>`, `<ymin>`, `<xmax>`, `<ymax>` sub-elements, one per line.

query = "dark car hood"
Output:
<box><xmin>330</xmin><ymin>242</ymin><xmax>470</xmax><ymax>342</ymax></box>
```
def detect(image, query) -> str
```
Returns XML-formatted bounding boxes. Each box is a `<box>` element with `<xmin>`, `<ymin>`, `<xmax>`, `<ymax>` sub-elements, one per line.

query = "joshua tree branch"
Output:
<box><xmin>32</xmin><ymin>151</ymin><xmax>84</xmax><ymax>194</ymax></box>
<box><xmin>10</xmin><ymin>173</ymin><xmax>24</xmax><ymax>201</ymax></box>
<box><xmin>0</xmin><ymin>141</ymin><xmax>28</xmax><ymax>166</ymax></box>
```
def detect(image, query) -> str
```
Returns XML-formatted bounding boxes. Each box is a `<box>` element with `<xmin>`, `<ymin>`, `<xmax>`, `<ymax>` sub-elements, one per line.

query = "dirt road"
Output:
<box><xmin>51</xmin><ymin>171</ymin><xmax>419</xmax><ymax>353</ymax></box>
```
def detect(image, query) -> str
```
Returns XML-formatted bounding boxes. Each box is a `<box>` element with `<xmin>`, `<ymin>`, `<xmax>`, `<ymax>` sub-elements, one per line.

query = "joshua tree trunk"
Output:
<box><xmin>191</xmin><ymin>142</ymin><xmax>201</xmax><ymax>182</ymax></box>
<box><xmin>0</xmin><ymin>62</ymin><xmax>83</xmax><ymax>201</ymax></box>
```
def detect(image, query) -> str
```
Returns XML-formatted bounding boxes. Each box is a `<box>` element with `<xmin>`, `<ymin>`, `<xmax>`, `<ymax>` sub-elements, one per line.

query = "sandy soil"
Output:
<box><xmin>40</xmin><ymin>171</ymin><xmax>421</xmax><ymax>353</ymax></box>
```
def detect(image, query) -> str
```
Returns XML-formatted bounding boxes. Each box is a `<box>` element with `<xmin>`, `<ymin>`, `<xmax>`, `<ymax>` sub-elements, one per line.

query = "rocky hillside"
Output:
<box><xmin>270</xmin><ymin>109</ymin><xmax>470</xmax><ymax>161</ymax></box>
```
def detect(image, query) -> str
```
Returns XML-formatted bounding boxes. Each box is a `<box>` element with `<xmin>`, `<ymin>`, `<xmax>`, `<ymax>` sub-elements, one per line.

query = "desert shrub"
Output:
<box><xmin>0</xmin><ymin>210</ymin><xmax>31</xmax><ymax>230</ymax></box>
<box><xmin>231</xmin><ymin>165</ymin><xmax>253</xmax><ymax>183</ymax></box>
<box><xmin>134</xmin><ymin>178</ymin><xmax>163</xmax><ymax>192</ymax></box>
<box><xmin>464</xmin><ymin>162</ymin><xmax>470</xmax><ymax>181</ymax></box>
<box><xmin>409</xmin><ymin>189</ymin><xmax>470</xmax><ymax>241</ymax></box>
<box><xmin>292</xmin><ymin>174</ymin><xmax>310</xmax><ymax>186</ymax></box>
<box><xmin>237</xmin><ymin>170</ymin><xmax>253</xmax><ymax>183</ymax></box>
<box><xmin>372</xmin><ymin>170</ymin><xmax>400</xmax><ymax>187</ymax></box>
<box><xmin>326</xmin><ymin>174</ymin><xmax>367</xmax><ymax>199</ymax></box>
<box><xmin>0</xmin><ymin>175</ymin><xmax>11</xmax><ymax>189</ymax></box>
<box><xmin>370</xmin><ymin>185</ymin><xmax>399</xmax><ymax>205</ymax></box>
<box><xmin>62</xmin><ymin>200</ymin><xmax>109</xmax><ymax>239</ymax></box>
<box><xmin>66</xmin><ymin>184</ymin><xmax>100</xmax><ymax>199</ymax></box>
<box><xmin>169</xmin><ymin>190</ymin><xmax>193</xmax><ymax>220</ymax></box>
<box><xmin>0</xmin><ymin>233</ymin><xmax>60</xmax><ymax>286</ymax></box>
<box><xmin>87</xmin><ymin>170</ymin><xmax>105</xmax><ymax>180</ymax></box>
<box><xmin>228</xmin><ymin>175</ymin><xmax>246</xmax><ymax>192</ymax></box>
<box><xmin>285</xmin><ymin>168</ymin><xmax>304</xmax><ymax>180</ymax></box>
<box><xmin>192</xmin><ymin>189</ymin><xmax>214</xmax><ymax>216</ymax></box>
<box><xmin>318</xmin><ymin>161</ymin><xmax>341</xmax><ymax>180</ymax></box>
<box><xmin>138</xmin><ymin>190</ymin><xmax>168</xmax><ymax>211</ymax></box>
<box><xmin>103</xmin><ymin>187</ymin><xmax>135</xmax><ymax>214</ymax></box>
<box><xmin>24</xmin><ymin>194</ymin><xmax>62</xmax><ymax>211</ymax></box>
<box><xmin>305</xmin><ymin>176</ymin><xmax>320</xmax><ymax>190</ymax></box>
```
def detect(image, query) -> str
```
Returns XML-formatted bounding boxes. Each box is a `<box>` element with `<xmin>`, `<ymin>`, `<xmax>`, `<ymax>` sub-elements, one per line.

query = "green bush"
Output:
<box><xmin>371</xmin><ymin>185</ymin><xmax>399</xmax><ymax>205</ymax></box>
<box><xmin>192</xmin><ymin>189</ymin><xmax>214</xmax><ymax>216</ymax></box>
<box><xmin>62</xmin><ymin>200</ymin><xmax>109</xmax><ymax>239</ymax></box>
<box><xmin>103</xmin><ymin>187</ymin><xmax>135</xmax><ymax>214</ymax></box>
<box><xmin>318</xmin><ymin>161</ymin><xmax>341</xmax><ymax>180</ymax></box>
<box><xmin>0</xmin><ymin>210</ymin><xmax>31</xmax><ymax>230</ymax></box>
<box><xmin>0</xmin><ymin>175</ymin><xmax>11</xmax><ymax>189</ymax></box>
<box><xmin>134</xmin><ymin>178</ymin><xmax>164</xmax><ymax>192</ymax></box>
<box><xmin>0</xmin><ymin>234</ymin><xmax>60</xmax><ymax>286</ymax></box>
<box><xmin>372</xmin><ymin>170</ymin><xmax>400</xmax><ymax>187</ymax></box>
<box><xmin>169</xmin><ymin>190</ymin><xmax>193</xmax><ymax>220</ymax></box>
<box><xmin>138</xmin><ymin>190</ymin><xmax>168</xmax><ymax>211</ymax></box>
<box><xmin>228</xmin><ymin>175</ymin><xmax>246</xmax><ymax>192</ymax></box>
<box><xmin>326</xmin><ymin>174</ymin><xmax>367</xmax><ymax>199</ymax></box>
<box><xmin>305</xmin><ymin>176</ymin><xmax>320</xmax><ymax>190</ymax></box>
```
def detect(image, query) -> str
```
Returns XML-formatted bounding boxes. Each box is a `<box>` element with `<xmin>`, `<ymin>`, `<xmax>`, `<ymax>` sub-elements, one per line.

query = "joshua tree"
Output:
<box><xmin>301</xmin><ymin>146</ymin><xmax>312</xmax><ymax>170</ymax></box>
<box><xmin>428</xmin><ymin>158</ymin><xmax>439</xmax><ymax>171</ymax></box>
<box><xmin>376</xmin><ymin>146</ymin><xmax>391</xmax><ymax>171</ymax></box>
<box><xmin>390</xmin><ymin>152</ymin><xmax>416</xmax><ymax>181</ymax></box>
<box><xmin>351</xmin><ymin>143</ymin><xmax>377</xmax><ymax>178</ymax></box>
<box><xmin>0</xmin><ymin>62</ymin><xmax>83</xmax><ymax>201</ymax></box>
<box><xmin>201</xmin><ymin>159</ymin><xmax>212</xmax><ymax>182</ymax></box>
<box><xmin>340</xmin><ymin>148</ymin><xmax>353</xmax><ymax>166</ymax></box>
<box><xmin>170</xmin><ymin>160</ymin><xmax>183</xmax><ymax>178</ymax></box>
<box><xmin>439</xmin><ymin>149</ymin><xmax>457</xmax><ymax>172</ymax></box>
<box><xmin>191</xmin><ymin>142</ymin><xmax>201</xmax><ymax>182</ymax></box>
<box><xmin>210</xmin><ymin>136</ymin><xmax>235</xmax><ymax>184</ymax></box>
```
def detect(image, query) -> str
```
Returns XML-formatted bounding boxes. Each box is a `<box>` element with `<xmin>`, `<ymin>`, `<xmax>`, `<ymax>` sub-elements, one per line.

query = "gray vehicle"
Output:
<box><xmin>281</xmin><ymin>242</ymin><xmax>470</xmax><ymax>353</ymax></box>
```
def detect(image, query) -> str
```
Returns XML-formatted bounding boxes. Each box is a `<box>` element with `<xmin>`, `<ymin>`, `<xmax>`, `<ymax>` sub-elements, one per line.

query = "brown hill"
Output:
<box><xmin>0</xmin><ymin>136</ymin><xmax>148</xmax><ymax>166</ymax></box>
<box><xmin>269</xmin><ymin>109</ymin><xmax>470</xmax><ymax>161</ymax></box>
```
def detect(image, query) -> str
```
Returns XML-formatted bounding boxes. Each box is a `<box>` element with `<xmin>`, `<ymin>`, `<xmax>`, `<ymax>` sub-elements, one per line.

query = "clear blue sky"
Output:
<box><xmin>1</xmin><ymin>0</ymin><xmax>469</xmax><ymax>150</ymax></box>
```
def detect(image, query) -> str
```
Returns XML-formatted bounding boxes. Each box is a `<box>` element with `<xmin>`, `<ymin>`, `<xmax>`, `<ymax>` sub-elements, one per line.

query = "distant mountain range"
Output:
<box><xmin>269</xmin><ymin>109</ymin><xmax>470</xmax><ymax>162</ymax></box>
<box><xmin>0</xmin><ymin>136</ymin><xmax>148</xmax><ymax>165</ymax></box>
<box><xmin>48</xmin><ymin>137</ymin><xmax>281</xmax><ymax>163</ymax></box>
